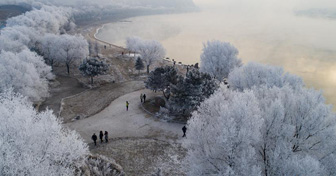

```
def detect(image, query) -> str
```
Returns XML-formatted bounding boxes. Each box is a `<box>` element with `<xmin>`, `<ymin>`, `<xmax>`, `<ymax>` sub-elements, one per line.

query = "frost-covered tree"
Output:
<box><xmin>6</xmin><ymin>5</ymin><xmax>74</xmax><ymax>35</ymax></box>
<box><xmin>200</xmin><ymin>40</ymin><xmax>242</xmax><ymax>81</ymax></box>
<box><xmin>184</xmin><ymin>85</ymin><xmax>262</xmax><ymax>175</ymax></box>
<box><xmin>0</xmin><ymin>35</ymin><xmax>27</xmax><ymax>53</ymax></box>
<box><xmin>0</xmin><ymin>26</ymin><xmax>39</xmax><ymax>51</ymax></box>
<box><xmin>79</xmin><ymin>57</ymin><xmax>109</xmax><ymax>84</ymax></box>
<box><xmin>228</xmin><ymin>62</ymin><xmax>303</xmax><ymax>91</ymax></box>
<box><xmin>134</xmin><ymin>57</ymin><xmax>145</xmax><ymax>74</ymax></box>
<box><xmin>253</xmin><ymin>85</ymin><xmax>336</xmax><ymax>175</ymax></box>
<box><xmin>0</xmin><ymin>4</ymin><xmax>78</xmax><ymax>102</ymax></box>
<box><xmin>145</xmin><ymin>66</ymin><xmax>178</xmax><ymax>99</ymax></box>
<box><xmin>0</xmin><ymin>49</ymin><xmax>53</xmax><ymax>102</ymax></box>
<box><xmin>168</xmin><ymin>69</ymin><xmax>217</xmax><ymax>118</ymax></box>
<box><xmin>126</xmin><ymin>36</ymin><xmax>140</xmax><ymax>52</ymax></box>
<box><xmin>185</xmin><ymin>82</ymin><xmax>336</xmax><ymax>175</ymax></box>
<box><xmin>55</xmin><ymin>34</ymin><xmax>89</xmax><ymax>75</ymax></box>
<box><xmin>3</xmin><ymin>5</ymin><xmax>75</xmax><ymax>53</ymax></box>
<box><xmin>41</xmin><ymin>34</ymin><xmax>60</xmax><ymax>70</ymax></box>
<box><xmin>0</xmin><ymin>90</ymin><xmax>88</xmax><ymax>175</ymax></box>
<box><xmin>126</xmin><ymin>36</ymin><xmax>166</xmax><ymax>73</ymax></box>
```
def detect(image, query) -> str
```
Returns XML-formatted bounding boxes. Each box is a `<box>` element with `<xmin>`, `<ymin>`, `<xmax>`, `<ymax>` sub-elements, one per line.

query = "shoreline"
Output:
<box><xmin>92</xmin><ymin>24</ymin><xmax>126</xmax><ymax>50</ymax></box>
<box><xmin>80</xmin><ymin>13</ymin><xmax>195</xmax><ymax>68</ymax></box>
<box><xmin>87</xmin><ymin>21</ymin><xmax>191</xmax><ymax>67</ymax></box>
<box><xmin>80</xmin><ymin>8</ymin><xmax>200</xmax><ymax>50</ymax></box>
<box><xmin>83</xmin><ymin>23</ymin><xmax>128</xmax><ymax>54</ymax></box>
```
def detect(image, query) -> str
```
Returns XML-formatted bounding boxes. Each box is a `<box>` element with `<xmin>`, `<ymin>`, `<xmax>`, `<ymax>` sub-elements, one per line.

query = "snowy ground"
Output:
<box><xmin>65</xmin><ymin>89</ymin><xmax>187</xmax><ymax>175</ymax></box>
<box><xmin>90</xmin><ymin>138</ymin><xmax>186</xmax><ymax>175</ymax></box>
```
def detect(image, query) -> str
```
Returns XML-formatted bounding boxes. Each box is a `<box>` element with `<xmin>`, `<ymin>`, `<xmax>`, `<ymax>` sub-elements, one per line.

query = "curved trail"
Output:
<box><xmin>66</xmin><ymin>89</ymin><xmax>187</xmax><ymax>175</ymax></box>
<box><xmin>65</xmin><ymin>89</ymin><xmax>184</xmax><ymax>143</ymax></box>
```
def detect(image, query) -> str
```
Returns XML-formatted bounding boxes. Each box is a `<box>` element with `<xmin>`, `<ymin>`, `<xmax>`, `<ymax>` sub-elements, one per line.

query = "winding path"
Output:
<box><xmin>65</xmin><ymin>89</ymin><xmax>184</xmax><ymax>143</ymax></box>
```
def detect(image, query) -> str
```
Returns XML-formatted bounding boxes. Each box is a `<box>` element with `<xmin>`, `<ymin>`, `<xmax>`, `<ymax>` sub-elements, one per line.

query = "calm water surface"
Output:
<box><xmin>96</xmin><ymin>6</ymin><xmax>336</xmax><ymax>108</ymax></box>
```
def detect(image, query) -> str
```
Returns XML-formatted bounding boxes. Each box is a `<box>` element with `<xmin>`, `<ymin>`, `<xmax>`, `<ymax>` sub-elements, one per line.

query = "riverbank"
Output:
<box><xmin>78</xmin><ymin>10</ymin><xmax>199</xmax><ymax>68</ymax></box>
<box><xmin>76</xmin><ymin>9</ymin><xmax>195</xmax><ymax>50</ymax></box>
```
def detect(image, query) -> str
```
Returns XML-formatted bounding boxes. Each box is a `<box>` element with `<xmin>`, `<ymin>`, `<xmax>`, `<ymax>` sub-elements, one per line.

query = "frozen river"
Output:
<box><xmin>96</xmin><ymin>1</ymin><xmax>336</xmax><ymax>108</ymax></box>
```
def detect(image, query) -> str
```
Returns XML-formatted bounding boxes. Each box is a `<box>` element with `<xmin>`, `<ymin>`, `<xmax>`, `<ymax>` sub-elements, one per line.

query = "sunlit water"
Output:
<box><xmin>96</xmin><ymin>6</ymin><xmax>336</xmax><ymax>108</ymax></box>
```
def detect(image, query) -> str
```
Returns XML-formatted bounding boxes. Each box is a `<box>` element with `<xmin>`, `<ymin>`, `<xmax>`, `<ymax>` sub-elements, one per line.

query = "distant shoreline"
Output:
<box><xmin>93</xmin><ymin>24</ymin><xmax>126</xmax><ymax>50</ymax></box>
<box><xmin>89</xmin><ymin>21</ymin><xmax>191</xmax><ymax>67</ymax></box>
<box><xmin>77</xmin><ymin>9</ymin><xmax>188</xmax><ymax>49</ymax></box>
<box><xmin>78</xmin><ymin>9</ymin><xmax>199</xmax><ymax>67</ymax></box>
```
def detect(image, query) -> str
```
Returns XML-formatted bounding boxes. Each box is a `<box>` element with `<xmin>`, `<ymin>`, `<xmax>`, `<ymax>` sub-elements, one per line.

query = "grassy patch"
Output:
<box><xmin>142</xmin><ymin>96</ymin><xmax>165</xmax><ymax>114</ymax></box>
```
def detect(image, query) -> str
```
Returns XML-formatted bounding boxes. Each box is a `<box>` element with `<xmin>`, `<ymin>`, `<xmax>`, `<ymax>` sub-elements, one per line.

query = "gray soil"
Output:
<box><xmin>90</xmin><ymin>138</ymin><xmax>187</xmax><ymax>176</ymax></box>
<box><xmin>39</xmin><ymin>75</ymin><xmax>87</xmax><ymax>115</ymax></box>
<box><xmin>60</xmin><ymin>80</ymin><xmax>145</xmax><ymax>123</ymax></box>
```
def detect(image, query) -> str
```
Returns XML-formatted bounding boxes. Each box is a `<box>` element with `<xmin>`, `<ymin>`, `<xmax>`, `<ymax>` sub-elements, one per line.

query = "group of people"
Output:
<box><xmin>91</xmin><ymin>131</ymin><xmax>108</xmax><ymax>146</ymax></box>
<box><xmin>140</xmin><ymin>93</ymin><xmax>146</xmax><ymax>103</ymax></box>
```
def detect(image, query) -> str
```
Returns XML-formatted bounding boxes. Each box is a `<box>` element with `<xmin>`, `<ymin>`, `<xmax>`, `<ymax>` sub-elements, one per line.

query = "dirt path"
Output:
<box><xmin>60</xmin><ymin>80</ymin><xmax>145</xmax><ymax>122</ymax></box>
<box><xmin>39</xmin><ymin>75</ymin><xmax>87</xmax><ymax>115</ymax></box>
<box><xmin>65</xmin><ymin>89</ymin><xmax>183</xmax><ymax>142</ymax></box>
<box><xmin>65</xmin><ymin>89</ymin><xmax>186</xmax><ymax>175</ymax></box>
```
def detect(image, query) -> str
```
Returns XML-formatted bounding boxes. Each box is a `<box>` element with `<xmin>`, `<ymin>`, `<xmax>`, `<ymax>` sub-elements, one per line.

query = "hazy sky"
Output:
<box><xmin>193</xmin><ymin>0</ymin><xmax>336</xmax><ymax>9</ymax></box>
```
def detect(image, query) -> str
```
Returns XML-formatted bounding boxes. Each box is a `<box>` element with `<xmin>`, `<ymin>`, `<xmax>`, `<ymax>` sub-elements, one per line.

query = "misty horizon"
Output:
<box><xmin>94</xmin><ymin>0</ymin><xmax>336</xmax><ymax>107</ymax></box>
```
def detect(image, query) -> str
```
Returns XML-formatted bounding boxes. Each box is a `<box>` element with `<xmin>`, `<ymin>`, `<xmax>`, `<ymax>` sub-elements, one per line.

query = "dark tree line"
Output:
<box><xmin>135</xmin><ymin>57</ymin><xmax>145</xmax><ymax>74</ymax></box>
<box><xmin>145</xmin><ymin>66</ymin><xmax>218</xmax><ymax>121</ymax></box>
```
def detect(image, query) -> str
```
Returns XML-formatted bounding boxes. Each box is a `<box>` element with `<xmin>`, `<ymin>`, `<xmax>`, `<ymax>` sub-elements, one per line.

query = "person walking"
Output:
<box><xmin>143</xmin><ymin>94</ymin><xmax>146</xmax><ymax>103</ymax></box>
<box><xmin>104</xmin><ymin>131</ymin><xmax>108</xmax><ymax>143</ymax></box>
<box><xmin>140</xmin><ymin>93</ymin><xmax>143</xmax><ymax>103</ymax></box>
<box><xmin>99</xmin><ymin>131</ymin><xmax>104</xmax><ymax>143</ymax></box>
<box><xmin>126</xmin><ymin>101</ymin><xmax>129</xmax><ymax>111</ymax></box>
<box><xmin>92</xmin><ymin>133</ymin><xmax>98</xmax><ymax>146</ymax></box>
<box><xmin>182</xmin><ymin>126</ymin><xmax>187</xmax><ymax>137</ymax></box>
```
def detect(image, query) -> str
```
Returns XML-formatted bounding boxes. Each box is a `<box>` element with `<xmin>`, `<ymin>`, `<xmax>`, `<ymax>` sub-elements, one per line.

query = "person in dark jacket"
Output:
<box><xmin>182</xmin><ymin>126</ymin><xmax>187</xmax><ymax>137</ymax></box>
<box><xmin>104</xmin><ymin>131</ymin><xmax>108</xmax><ymax>143</ymax></box>
<box><xmin>143</xmin><ymin>94</ymin><xmax>146</xmax><ymax>103</ymax></box>
<box><xmin>92</xmin><ymin>133</ymin><xmax>98</xmax><ymax>146</ymax></box>
<box><xmin>99</xmin><ymin>131</ymin><xmax>104</xmax><ymax>143</ymax></box>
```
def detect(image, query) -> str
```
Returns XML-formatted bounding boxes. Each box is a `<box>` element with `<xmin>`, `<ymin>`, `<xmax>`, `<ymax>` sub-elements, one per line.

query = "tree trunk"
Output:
<box><xmin>91</xmin><ymin>76</ymin><xmax>93</xmax><ymax>85</ymax></box>
<box><xmin>147</xmin><ymin>65</ymin><xmax>149</xmax><ymax>74</ymax></box>
<box><xmin>263</xmin><ymin>145</ymin><xmax>268</xmax><ymax>176</ymax></box>
<box><xmin>163</xmin><ymin>90</ymin><xmax>170</xmax><ymax>100</ymax></box>
<box><xmin>66</xmin><ymin>63</ymin><xmax>70</xmax><ymax>75</ymax></box>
